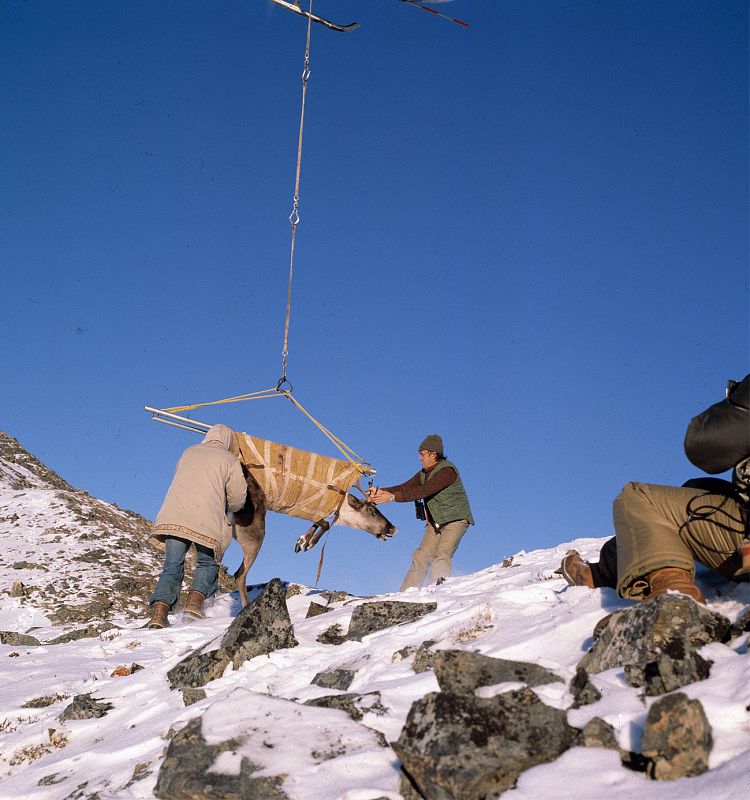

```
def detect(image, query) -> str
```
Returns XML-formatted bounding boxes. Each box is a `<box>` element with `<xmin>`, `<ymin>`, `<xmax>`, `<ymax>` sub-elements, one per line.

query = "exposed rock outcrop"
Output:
<box><xmin>167</xmin><ymin>578</ymin><xmax>298</xmax><ymax>690</ymax></box>
<box><xmin>393</xmin><ymin>687</ymin><xmax>580</xmax><ymax>799</ymax></box>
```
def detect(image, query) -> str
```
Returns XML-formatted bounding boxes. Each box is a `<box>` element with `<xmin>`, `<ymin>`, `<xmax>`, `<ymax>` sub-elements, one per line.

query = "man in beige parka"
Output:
<box><xmin>147</xmin><ymin>424</ymin><xmax>247</xmax><ymax>628</ymax></box>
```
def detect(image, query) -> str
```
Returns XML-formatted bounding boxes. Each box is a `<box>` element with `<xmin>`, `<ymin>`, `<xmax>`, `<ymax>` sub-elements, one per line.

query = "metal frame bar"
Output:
<box><xmin>144</xmin><ymin>406</ymin><xmax>212</xmax><ymax>436</ymax></box>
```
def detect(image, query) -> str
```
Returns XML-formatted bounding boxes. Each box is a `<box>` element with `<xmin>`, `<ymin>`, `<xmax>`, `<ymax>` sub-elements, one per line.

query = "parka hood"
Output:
<box><xmin>202</xmin><ymin>424</ymin><xmax>234</xmax><ymax>450</ymax></box>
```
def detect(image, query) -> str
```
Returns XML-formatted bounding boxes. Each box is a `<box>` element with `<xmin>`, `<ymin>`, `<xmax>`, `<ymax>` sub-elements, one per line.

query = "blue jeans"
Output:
<box><xmin>150</xmin><ymin>536</ymin><xmax>219</xmax><ymax>609</ymax></box>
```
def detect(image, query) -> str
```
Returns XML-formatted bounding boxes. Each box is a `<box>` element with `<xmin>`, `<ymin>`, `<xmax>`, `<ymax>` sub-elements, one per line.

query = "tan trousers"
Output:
<box><xmin>614</xmin><ymin>482</ymin><xmax>747</xmax><ymax>599</ymax></box>
<box><xmin>400</xmin><ymin>519</ymin><xmax>469</xmax><ymax>590</ymax></box>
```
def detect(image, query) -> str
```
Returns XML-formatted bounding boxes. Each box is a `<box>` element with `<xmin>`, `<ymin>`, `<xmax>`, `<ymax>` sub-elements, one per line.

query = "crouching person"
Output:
<box><xmin>559</xmin><ymin>375</ymin><xmax>750</xmax><ymax>604</ymax></box>
<box><xmin>147</xmin><ymin>424</ymin><xmax>247</xmax><ymax>628</ymax></box>
<box><xmin>615</xmin><ymin>374</ymin><xmax>749</xmax><ymax>603</ymax></box>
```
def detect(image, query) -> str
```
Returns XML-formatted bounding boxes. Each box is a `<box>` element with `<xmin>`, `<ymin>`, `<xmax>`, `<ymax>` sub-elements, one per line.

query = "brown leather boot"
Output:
<box><xmin>646</xmin><ymin>567</ymin><xmax>706</xmax><ymax>604</ymax></box>
<box><xmin>183</xmin><ymin>590</ymin><xmax>206</xmax><ymax>620</ymax></box>
<box><xmin>147</xmin><ymin>601</ymin><xmax>170</xmax><ymax>629</ymax></box>
<box><xmin>556</xmin><ymin>550</ymin><xmax>595</xmax><ymax>589</ymax></box>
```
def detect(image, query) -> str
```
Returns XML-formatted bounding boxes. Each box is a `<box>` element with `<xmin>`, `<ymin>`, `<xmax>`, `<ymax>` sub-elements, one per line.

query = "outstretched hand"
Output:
<box><xmin>368</xmin><ymin>488</ymin><xmax>394</xmax><ymax>504</ymax></box>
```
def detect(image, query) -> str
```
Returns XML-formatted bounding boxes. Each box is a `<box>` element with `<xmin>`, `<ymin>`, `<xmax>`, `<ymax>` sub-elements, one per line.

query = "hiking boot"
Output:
<box><xmin>646</xmin><ymin>567</ymin><xmax>706</xmax><ymax>604</ymax></box>
<box><xmin>183</xmin><ymin>590</ymin><xmax>206</xmax><ymax>620</ymax></box>
<box><xmin>147</xmin><ymin>602</ymin><xmax>170</xmax><ymax>629</ymax></box>
<box><xmin>555</xmin><ymin>550</ymin><xmax>595</xmax><ymax>589</ymax></box>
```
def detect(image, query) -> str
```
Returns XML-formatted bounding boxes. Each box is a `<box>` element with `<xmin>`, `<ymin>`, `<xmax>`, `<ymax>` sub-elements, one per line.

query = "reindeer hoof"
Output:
<box><xmin>295</xmin><ymin>536</ymin><xmax>307</xmax><ymax>553</ymax></box>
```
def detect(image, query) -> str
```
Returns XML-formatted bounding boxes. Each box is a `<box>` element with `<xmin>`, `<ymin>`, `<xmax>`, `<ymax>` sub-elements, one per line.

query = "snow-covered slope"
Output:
<box><xmin>0</xmin><ymin>432</ymin><xmax>749</xmax><ymax>799</ymax></box>
<box><xmin>0</xmin><ymin>432</ymin><xmax>164</xmax><ymax>628</ymax></box>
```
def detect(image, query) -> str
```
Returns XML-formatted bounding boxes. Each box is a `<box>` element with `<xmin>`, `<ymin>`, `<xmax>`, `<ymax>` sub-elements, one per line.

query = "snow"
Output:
<box><xmin>1</xmin><ymin>471</ymin><xmax>749</xmax><ymax>798</ymax></box>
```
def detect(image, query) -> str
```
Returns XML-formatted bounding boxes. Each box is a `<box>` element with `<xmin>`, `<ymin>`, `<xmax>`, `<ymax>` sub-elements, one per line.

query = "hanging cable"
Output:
<box><xmin>278</xmin><ymin>0</ymin><xmax>314</xmax><ymax>391</ymax></box>
<box><xmin>146</xmin><ymin>0</ymin><xmax>375</xmax><ymax>477</ymax></box>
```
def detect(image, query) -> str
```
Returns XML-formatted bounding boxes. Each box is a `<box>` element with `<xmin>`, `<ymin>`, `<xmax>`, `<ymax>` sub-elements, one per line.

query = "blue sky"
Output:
<box><xmin>2</xmin><ymin>1</ymin><xmax>748</xmax><ymax>596</ymax></box>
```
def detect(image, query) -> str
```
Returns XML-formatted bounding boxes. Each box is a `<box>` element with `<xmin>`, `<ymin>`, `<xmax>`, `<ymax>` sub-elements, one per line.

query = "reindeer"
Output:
<box><xmin>230</xmin><ymin>465</ymin><xmax>396</xmax><ymax>607</ymax></box>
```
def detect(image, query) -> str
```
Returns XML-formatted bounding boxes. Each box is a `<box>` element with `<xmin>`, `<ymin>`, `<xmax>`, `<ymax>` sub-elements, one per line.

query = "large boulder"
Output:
<box><xmin>167</xmin><ymin>579</ymin><xmax>298</xmax><ymax>690</ymax></box>
<box><xmin>432</xmin><ymin>650</ymin><xmax>561</xmax><ymax>694</ymax></box>
<box><xmin>345</xmin><ymin>601</ymin><xmax>437</xmax><ymax>642</ymax></box>
<box><xmin>579</xmin><ymin>595</ymin><xmax>730</xmax><ymax>688</ymax></box>
<box><xmin>392</xmin><ymin>687</ymin><xmax>579</xmax><ymax>799</ymax></box>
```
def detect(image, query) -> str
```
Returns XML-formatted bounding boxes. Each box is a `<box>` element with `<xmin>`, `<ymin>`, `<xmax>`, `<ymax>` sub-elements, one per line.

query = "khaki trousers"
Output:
<box><xmin>400</xmin><ymin>519</ymin><xmax>469</xmax><ymax>590</ymax></box>
<box><xmin>614</xmin><ymin>482</ymin><xmax>747</xmax><ymax>599</ymax></box>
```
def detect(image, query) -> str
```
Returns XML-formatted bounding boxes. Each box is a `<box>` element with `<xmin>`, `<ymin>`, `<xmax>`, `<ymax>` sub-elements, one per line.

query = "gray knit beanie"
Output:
<box><xmin>419</xmin><ymin>434</ymin><xmax>444</xmax><ymax>454</ymax></box>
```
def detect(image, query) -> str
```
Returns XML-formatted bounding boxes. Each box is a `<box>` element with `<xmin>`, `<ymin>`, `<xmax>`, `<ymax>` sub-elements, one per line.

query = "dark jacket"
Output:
<box><xmin>684</xmin><ymin>374</ymin><xmax>750</xmax><ymax>504</ymax></box>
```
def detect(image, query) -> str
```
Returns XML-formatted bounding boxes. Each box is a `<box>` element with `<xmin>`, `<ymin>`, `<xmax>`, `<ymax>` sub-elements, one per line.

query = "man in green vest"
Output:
<box><xmin>369</xmin><ymin>434</ymin><xmax>474</xmax><ymax>590</ymax></box>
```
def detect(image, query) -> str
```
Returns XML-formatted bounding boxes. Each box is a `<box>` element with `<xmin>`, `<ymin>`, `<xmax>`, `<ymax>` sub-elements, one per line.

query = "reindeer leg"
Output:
<box><xmin>233</xmin><ymin>526</ymin><xmax>265</xmax><ymax>608</ymax></box>
<box><xmin>233</xmin><ymin>472</ymin><xmax>267</xmax><ymax>607</ymax></box>
<box><xmin>295</xmin><ymin>518</ymin><xmax>331</xmax><ymax>552</ymax></box>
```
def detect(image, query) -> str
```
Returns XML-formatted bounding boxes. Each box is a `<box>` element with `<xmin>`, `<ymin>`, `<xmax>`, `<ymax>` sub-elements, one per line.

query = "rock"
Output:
<box><xmin>126</xmin><ymin>762</ymin><xmax>153</xmax><ymax>788</ymax></box>
<box><xmin>10</xmin><ymin>581</ymin><xmax>25</xmax><ymax>597</ymax></box>
<box><xmin>399</xmin><ymin>771</ymin><xmax>426</xmax><ymax>800</ymax></box>
<box><xmin>580</xmin><ymin>717</ymin><xmax>620</xmax><ymax>750</ymax></box>
<box><xmin>304</xmin><ymin>691</ymin><xmax>387</xmax><ymax>722</ymax></box>
<box><xmin>37</xmin><ymin>773</ymin><xmax>66</xmax><ymax>786</ymax></box>
<box><xmin>579</xmin><ymin>595</ymin><xmax>731</xmax><ymax>675</ymax></box>
<box><xmin>219</xmin><ymin>579</ymin><xmax>298</xmax><ymax>668</ymax></box>
<box><xmin>73</xmin><ymin>548</ymin><xmax>109</xmax><ymax>563</ymax></box>
<box><xmin>110</xmin><ymin>663</ymin><xmax>143</xmax><ymax>677</ymax></box>
<box><xmin>345</xmin><ymin>601</ymin><xmax>437</xmax><ymax>642</ymax></box>
<box><xmin>412</xmin><ymin>640</ymin><xmax>437</xmax><ymax>673</ymax></box>
<box><xmin>319</xmin><ymin>590</ymin><xmax>352</xmax><ymax>604</ymax></box>
<box><xmin>61</xmin><ymin>694</ymin><xmax>114</xmax><ymax>720</ymax></box>
<box><xmin>392</xmin><ymin>644</ymin><xmax>418</xmax><ymax>662</ymax></box>
<box><xmin>305</xmin><ymin>602</ymin><xmax>331</xmax><ymax>618</ymax></box>
<box><xmin>167</xmin><ymin>650</ymin><xmax>230</xmax><ymax>690</ymax></box>
<box><xmin>181</xmin><ymin>688</ymin><xmax>207</xmax><ymax>707</ymax></box>
<box><xmin>154</xmin><ymin>717</ymin><xmax>289</xmax><ymax>800</ymax></box>
<box><xmin>433</xmin><ymin>650</ymin><xmax>561</xmax><ymax>694</ymax></box>
<box><xmin>641</xmin><ymin>692</ymin><xmax>712</xmax><ymax>780</ymax></box>
<box><xmin>311</xmin><ymin>668</ymin><xmax>357</xmax><ymax>690</ymax></box>
<box><xmin>624</xmin><ymin>649</ymin><xmax>712</xmax><ymax>695</ymax></box>
<box><xmin>0</xmin><ymin>631</ymin><xmax>41</xmax><ymax>647</ymax></box>
<box><xmin>47</xmin><ymin>623</ymin><xmax>119</xmax><ymax>644</ymax></box>
<box><xmin>570</xmin><ymin>667</ymin><xmax>602</xmax><ymax>708</ymax></box>
<box><xmin>21</xmin><ymin>693</ymin><xmax>69</xmax><ymax>709</ymax></box>
<box><xmin>167</xmin><ymin>578</ymin><xmax>298</xmax><ymax>690</ymax></box>
<box><xmin>729</xmin><ymin>606</ymin><xmax>750</xmax><ymax>638</ymax></box>
<box><xmin>392</xmin><ymin>687</ymin><xmax>579</xmax><ymax>799</ymax></box>
<box><xmin>316</xmin><ymin>624</ymin><xmax>346</xmax><ymax>645</ymax></box>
